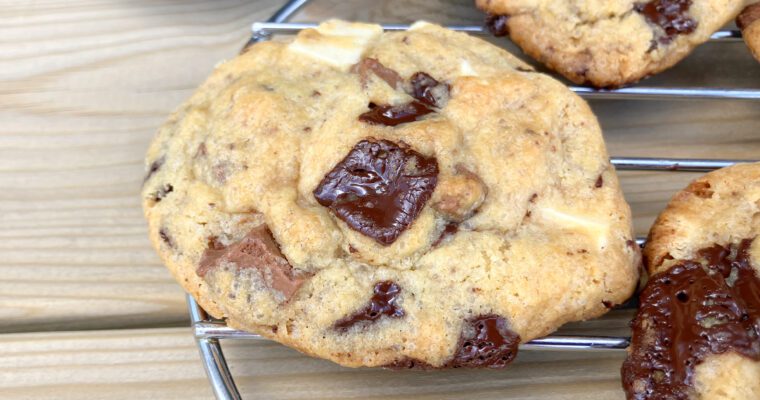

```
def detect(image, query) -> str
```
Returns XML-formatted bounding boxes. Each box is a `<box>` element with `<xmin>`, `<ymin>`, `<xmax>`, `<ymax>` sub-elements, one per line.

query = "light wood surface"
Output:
<box><xmin>1</xmin><ymin>0</ymin><xmax>758</xmax><ymax>398</ymax></box>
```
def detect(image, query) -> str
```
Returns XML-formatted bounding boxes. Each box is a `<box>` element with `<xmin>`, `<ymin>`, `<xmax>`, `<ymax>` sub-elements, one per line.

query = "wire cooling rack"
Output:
<box><xmin>187</xmin><ymin>0</ymin><xmax>759</xmax><ymax>398</ymax></box>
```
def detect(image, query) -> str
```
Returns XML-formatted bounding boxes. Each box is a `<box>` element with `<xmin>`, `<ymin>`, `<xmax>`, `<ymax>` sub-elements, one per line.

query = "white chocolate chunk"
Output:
<box><xmin>538</xmin><ymin>206</ymin><xmax>610</xmax><ymax>249</ymax></box>
<box><xmin>288</xmin><ymin>20</ymin><xmax>382</xmax><ymax>70</ymax></box>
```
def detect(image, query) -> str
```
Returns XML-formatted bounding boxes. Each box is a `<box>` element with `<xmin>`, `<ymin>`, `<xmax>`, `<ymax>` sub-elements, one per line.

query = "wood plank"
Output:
<box><xmin>1</xmin><ymin>0</ymin><xmax>759</xmax><ymax>335</ymax></box>
<box><xmin>0</xmin><ymin>326</ymin><xmax>629</xmax><ymax>399</ymax></box>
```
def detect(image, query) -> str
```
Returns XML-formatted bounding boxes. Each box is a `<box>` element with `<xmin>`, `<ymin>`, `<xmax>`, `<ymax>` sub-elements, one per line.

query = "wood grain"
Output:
<box><xmin>0</xmin><ymin>3</ymin><xmax>759</xmax><ymax>398</ymax></box>
<box><xmin>0</xmin><ymin>326</ymin><xmax>629</xmax><ymax>400</ymax></box>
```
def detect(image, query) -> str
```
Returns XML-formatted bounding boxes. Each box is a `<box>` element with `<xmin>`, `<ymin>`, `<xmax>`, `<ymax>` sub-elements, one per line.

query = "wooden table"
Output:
<box><xmin>1</xmin><ymin>0</ymin><xmax>758</xmax><ymax>398</ymax></box>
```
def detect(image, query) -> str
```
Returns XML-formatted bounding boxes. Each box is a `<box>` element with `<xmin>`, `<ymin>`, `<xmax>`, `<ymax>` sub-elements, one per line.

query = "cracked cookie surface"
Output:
<box><xmin>477</xmin><ymin>0</ymin><xmax>751</xmax><ymax>87</ymax></box>
<box><xmin>142</xmin><ymin>20</ymin><xmax>639</xmax><ymax>368</ymax></box>
<box><xmin>624</xmin><ymin>162</ymin><xmax>760</xmax><ymax>399</ymax></box>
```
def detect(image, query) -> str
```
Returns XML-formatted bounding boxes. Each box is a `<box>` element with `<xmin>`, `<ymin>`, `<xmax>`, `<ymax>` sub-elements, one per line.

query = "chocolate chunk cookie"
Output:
<box><xmin>142</xmin><ymin>20</ymin><xmax>640</xmax><ymax>368</ymax></box>
<box><xmin>738</xmin><ymin>3</ymin><xmax>760</xmax><ymax>63</ymax></box>
<box><xmin>477</xmin><ymin>0</ymin><xmax>750</xmax><ymax>87</ymax></box>
<box><xmin>623</xmin><ymin>162</ymin><xmax>760</xmax><ymax>399</ymax></box>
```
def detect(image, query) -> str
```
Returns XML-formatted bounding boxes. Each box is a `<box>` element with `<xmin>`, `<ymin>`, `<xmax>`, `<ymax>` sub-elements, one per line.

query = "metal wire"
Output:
<box><xmin>192</xmin><ymin>0</ymin><xmax>760</xmax><ymax>397</ymax></box>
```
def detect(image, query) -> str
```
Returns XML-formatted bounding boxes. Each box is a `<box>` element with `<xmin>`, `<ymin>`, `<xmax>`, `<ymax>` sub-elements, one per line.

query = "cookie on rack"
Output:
<box><xmin>142</xmin><ymin>20</ymin><xmax>640</xmax><ymax>368</ymax></box>
<box><xmin>476</xmin><ymin>0</ymin><xmax>749</xmax><ymax>87</ymax></box>
<box><xmin>738</xmin><ymin>2</ymin><xmax>760</xmax><ymax>63</ymax></box>
<box><xmin>622</xmin><ymin>162</ymin><xmax>760</xmax><ymax>399</ymax></box>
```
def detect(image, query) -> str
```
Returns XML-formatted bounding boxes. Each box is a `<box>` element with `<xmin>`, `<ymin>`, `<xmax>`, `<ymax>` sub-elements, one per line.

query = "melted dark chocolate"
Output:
<box><xmin>313</xmin><ymin>139</ymin><xmax>439</xmax><ymax>245</ymax></box>
<box><xmin>622</xmin><ymin>239</ymin><xmax>760</xmax><ymax>399</ymax></box>
<box><xmin>334</xmin><ymin>281</ymin><xmax>405</xmax><ymax>331</ymax></box>
<box><xmin>485</xmin><ymin>14</ymin><xmax>510</xmax><ymax>37</ymax></box>
<box><xmin>737</xmin><ymin>3</ymin><xmax>760</xmax><ymax>30</ymax></box>
<box><xmin>385</xmin><ymin>314</ymin><xmax>520</xmax><ymax>369</ymax></box>
<box><xmin>432</xmin><ymin>222</ymin><xmax>459</xmax><ymax>247</ymax></box>
<box><xmin>358</xmin><ymin>101</ymin><xmax>433</xmax><ymax>127</ymax></box>
<box><xmin>634</xmin><ymin>0</ymin><xmax>697</xmax><ymax>44</ymax></box>
<box><xmin>410</xmin><ymin>72</ymin><xmax>449</xmax><ymax>108</ymax></box>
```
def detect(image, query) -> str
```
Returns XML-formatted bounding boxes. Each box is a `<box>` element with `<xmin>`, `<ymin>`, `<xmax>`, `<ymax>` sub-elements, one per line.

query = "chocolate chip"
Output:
<box><xmin>196</xmin><ymin>225</ymin><xmax>306</xmax><ymax>300</ymax></box>
<box><xmin>737</xmin><ymin>3</ymin><xmax>760</xmax><ymax>30</ymax></box>
<box><xmin>143</xmin><ymin>157</ymin><xmax>165</xmax><ymax>184</ymax></box>
<box><xmin>313</xmin><ymin>139</ymin><xmax>439</xmax><ymax>245</ymax></box>
<box><xmin>352</xmin><ymin>58</ymin><xmax>403</xmax><ymax>90</ymax></box>
<box><xmin>159</xmin><ymin>228</ymin><xmax>174</xmax><ymax>248</ymax></box>
<box><xmin>595</xmin><ymin>175</ymin><xmax>604</xmax><ymax>188</ymax></box>
<box><xmin>334</xmin><ymin>281</ymin><xmax>405</xmax><ymax>331</ymax></box>
<box><xmin>358</xmin><ymin>101</ymin><xmax>434</xmax><ymax>127</ymax></box>
<box><xmin>485</xmin><ymin>14</ymin><xmax>510</xmax><ymax>37</ymax></box>
<box><xmin>602</xmin><ymin>300</ymin><xmax>614</xmax><ymax>309</ymax></box>
<box><xmin>432</xmin><ymin>222</ymin><xmax>459</xmax><ymax>247</ymax></box>
<box><xmin>450</xmin><ymin>315</ymin><xmax>520</xmax><ymax>368</ymax></box>
<box><xmin>152</xmin><ymin>184</ymin><xmax>174</xmax><ymax>202</ymax></box>
<box><xmin>634</xmin><ymin>0</ymin><xmax>697</xmax><ymax>44</ymax></box>
<box><xmin>410</xmin><ymin>72</ymin><xmax>449</xmax><ymax>108</ymax></box>
<box><xmin>622</xmin><ymin>239</ymin><xmax>760</xmax><ymax>399</ymax></box>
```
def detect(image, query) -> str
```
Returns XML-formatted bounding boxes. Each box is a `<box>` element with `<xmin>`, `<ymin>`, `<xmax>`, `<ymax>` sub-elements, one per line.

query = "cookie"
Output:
<box><xmin>622</xmin><ymin>162</ymin><xmax>760</xmax><ymax>399</ymax></box>
<box><xmin>476</xmin><ymin>0</ymin><xmax>749</xmax><ymax>87</ymax></box>
<box><xmin>738</xmin><ymin>3</ymin><xmax>760</xmax><ymax>63</ymax></box>
<box><xmin>142</xmin><ymin>20</ymin><xmax>640</xmax><ymax>368</ymax></box>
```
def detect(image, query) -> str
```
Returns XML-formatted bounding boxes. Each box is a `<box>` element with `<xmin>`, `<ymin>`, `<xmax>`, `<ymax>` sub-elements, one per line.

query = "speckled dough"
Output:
<box><xmin>633</xmin><ymin>162</ymin><xmax>760</xmax><ymax>399</ymax></box>
<box><xmin>738</xmin><ymin>2</ymin><xmax>760</xmax><ymax>63</ymax></box>
<box><xmin>142</xmin><ymin>20</ymin><xmax>640</xmax><ymax>368</ymax></box>
<box><xmin>476</xmin><ymin>0</ymin><xmax>751</xmax><ymax>87</ymax></box>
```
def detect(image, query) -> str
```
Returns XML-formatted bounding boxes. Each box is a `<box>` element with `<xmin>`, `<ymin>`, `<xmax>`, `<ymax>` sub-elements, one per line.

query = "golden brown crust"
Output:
<box><xmin>738</xmin><ymin>3</ymin><xmax>760</xmax><ymax>63</ymax></box>
<box><xmin>142</xmin><ymin>20</ymin><xmax>640</xmax><ymax>368</ymax></box>
<box><xmin>476</xmin><ymin>0</ymin><xmax>748</xmax><ymax>87</ymax></box>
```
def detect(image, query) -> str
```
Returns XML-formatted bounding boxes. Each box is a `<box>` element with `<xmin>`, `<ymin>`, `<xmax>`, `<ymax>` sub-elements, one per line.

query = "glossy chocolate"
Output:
<box><xmin>385</xmin><ymin>314</ymin><xmax>520</xmax><ymax>369</ymax></box>
<box><xmin>334</xmin><ymin>281</ymin><xmax>405</xmax><ymax>331</ymax></box>
<box><xmin>410</xmin><ymin>72</ymin><xmax>449</xmax><ymax>108</ymax></box>
<box><xmin>485</xmin><ymin>14</ymin><xmax>510</xmax><ymax>37</ymax></box>
<box><xmin>313</xmin><ymin>139</ymin><xmax>439</xmax><ymax>245</ymax></box>
<box><xmin>634</xmin><ymin>0</ymin><xmax>697</xmax><ymax>44</ymax></box>
<box><xmin>358</xmin><ymin>101</ymin><xmax>433</xmax><ymax>127</ymax></box>
<box><xmin>622</xmin><ymin>239</ymin><xmax>760</xmax><ymax>399</ymax></box>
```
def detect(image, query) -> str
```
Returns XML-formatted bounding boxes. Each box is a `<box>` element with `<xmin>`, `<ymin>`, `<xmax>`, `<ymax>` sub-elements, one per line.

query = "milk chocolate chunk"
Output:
<box><xmin>410</xmin><ymin>72</ymin><xmax>449</xmax><ymax>108</ymax></box>
<box><xmin>313</xmin><ymin>139</ymin><xmax>439</xmax><ymax>245</ymax></box>
<box><xmin>431</xmin><ymin>166</ymin><xmax>487</xmax><ymax>222</ymax></box>
<box><xmin>197</xmin><ymin>225</ymin><xmax>305</xmax><ymax>300</ymax></box>
<box><xmin>485</xmin><ymin>14</ymin><xmax>510</xmax><ymax>37</ymax></box>
<box><xmin>358</xmin><ymin>101</ymin><xmax>434</xmax><ymax>127</ymax></box>
<box><xmin>634</xmin><ymin>0</ymin><xmax>697</xmax><ymax>44</ymax></box>
<box><xmin>353</xmin><ymin>58</ymin><xmax>403</xmax><ymax>89</ymax></box>
<box><xmin>622</xmin><ymin>239</ymin><xmax>760</xmax><ymax>400</ymax></box>
<box><xmin>334</xmin><ymin>281</ymin><xmax>404</xmax><ymax>331</ymax></box>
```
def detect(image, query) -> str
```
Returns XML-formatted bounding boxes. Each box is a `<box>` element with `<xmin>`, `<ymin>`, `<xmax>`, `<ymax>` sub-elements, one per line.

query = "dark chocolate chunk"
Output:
<box><xmin>313</xmin><ymin>139</ymin><xmax>439</xmax><ymax>245</ymax></box>
<box><xmin>485</xmin><ymin>14</ymin><xmax>510</xmax><ymax>37</ymax></box>
<box><xmin>152</xmin><ymin>184</ymin><xmax>173</xmax><ymax>202</ymax></box>
<box><xmin>334</xmin><ymin>281</ymin><xmax>405</xmax><ymax>331</ymax></box>
<box><xmin>737</xmin><ymin>3</ymin><xmax>760</xmax><ymax>30</ymax></box>
<box><xmin>143</xmin><ymin>156</ymin><xmax>165</xmax><ymax>184</ymax></box>
<box><xmin>432</xmin><ymin>222</ymin><xmax>459</xmax><ymax>247</ymax></box>
<box><xmin>353</xmin><ymin>58</ymin><xmax>403</xmax><ymax>90</ymax></box>
<box><xmin>196</xmin><ymin>225</ymin><xmax>306</xmax><ymax>300</ymax></box>
<box><xmin>383</xmin><ymin>315</ymin><xmax>520</xmax><ymax>369</ymax></box>
<box><xmin>159</xmin><ymin>228</ymin><xmax>174</xmax><ymax>248</ymax></box>
<box><xmin>450</xmin><ymin>315</ymin><xmax>520</xmax><ymax>368</ymax></box>
<box><xmin>410</xmin><ymin>72</ymin><xmax>449</xmax><ymax>108</ymax></box>
<box><xmin>634</xmin><ymin>0</ymin><xmax>697</xmax><ymax>44</ymax></box>
<box><xmin>358</xmin><ymin>101</ymin><xmax>434</xmax><ymax>127</ymax></box>
<box><xmin>622</xmin><ymin>239</ymin><xmax>760</xmax><ymax>400</ymax></box>
<box><xmin>595</xmin><ymin>175</ymin><xmax>604</xmax><ymax>188</ymax></box>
